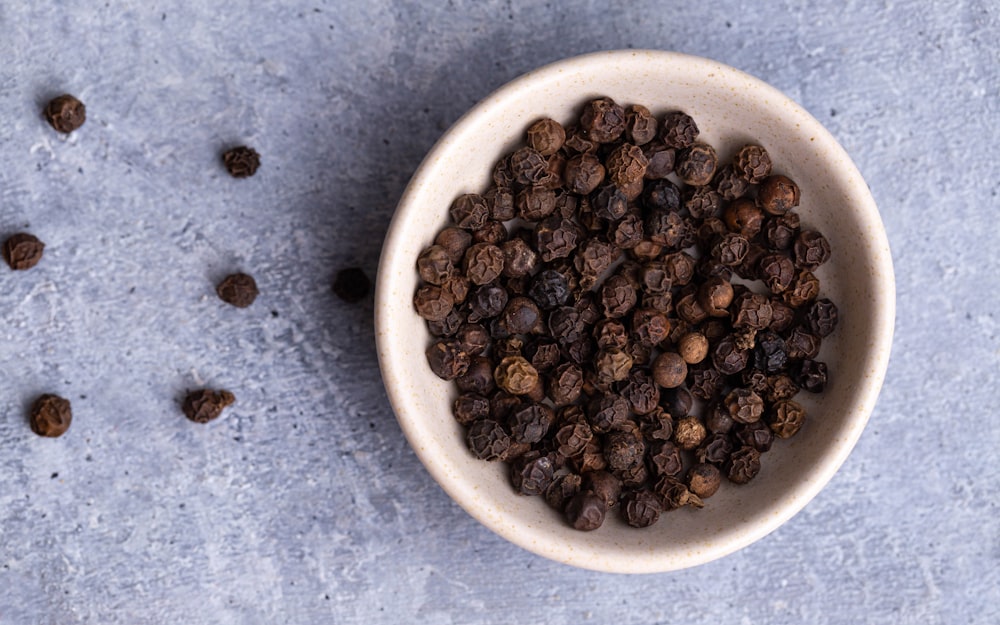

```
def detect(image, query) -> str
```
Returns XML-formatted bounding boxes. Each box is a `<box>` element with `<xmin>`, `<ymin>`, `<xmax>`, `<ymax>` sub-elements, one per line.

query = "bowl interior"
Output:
<box><xmin>376</xmin><ymin>50</ymin><xmax>894</xmax><ymax>573</ymax></box>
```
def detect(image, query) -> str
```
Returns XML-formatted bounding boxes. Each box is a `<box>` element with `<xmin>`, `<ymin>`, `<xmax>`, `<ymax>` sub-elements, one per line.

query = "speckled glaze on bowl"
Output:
<box><xmin>375</xmin><ymin>50</ymin><xmax>894</xmax><ymax>573</ymax></box>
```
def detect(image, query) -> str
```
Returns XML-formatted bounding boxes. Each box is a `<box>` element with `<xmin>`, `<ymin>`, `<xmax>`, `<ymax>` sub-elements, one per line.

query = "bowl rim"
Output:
<box><xmin>375</xmin><ymin>49</ymin><xmax>895</xmax><ymax>573</ymax></box>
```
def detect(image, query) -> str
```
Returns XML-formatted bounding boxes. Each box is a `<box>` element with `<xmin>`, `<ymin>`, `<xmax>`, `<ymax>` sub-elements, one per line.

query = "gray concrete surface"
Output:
<box><xmin>0</xmin><ymin>1</ymin><xmax>997</xmax><ymax>623</ymax></box>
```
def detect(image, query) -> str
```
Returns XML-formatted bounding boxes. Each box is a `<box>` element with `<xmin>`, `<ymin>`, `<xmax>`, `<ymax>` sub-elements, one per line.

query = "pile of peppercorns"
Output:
<box><xmin>414</xmin><ymin>97</ymin><xmax>838</xmax><ymax>531</ymax></box>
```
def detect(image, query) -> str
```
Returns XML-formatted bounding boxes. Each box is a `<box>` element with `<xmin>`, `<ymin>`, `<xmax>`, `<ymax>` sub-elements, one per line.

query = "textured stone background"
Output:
<box><xmin>0</xmin><ymin>1</ymin><xmax>997</xmax><ymax>623</ymax></box>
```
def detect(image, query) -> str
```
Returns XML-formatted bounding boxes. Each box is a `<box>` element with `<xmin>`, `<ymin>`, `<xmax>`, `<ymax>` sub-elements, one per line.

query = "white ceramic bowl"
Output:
<box><xmin>375</xmin><ymin>50</ymin><xmax>894</xmax><ymax>573</ymax></box>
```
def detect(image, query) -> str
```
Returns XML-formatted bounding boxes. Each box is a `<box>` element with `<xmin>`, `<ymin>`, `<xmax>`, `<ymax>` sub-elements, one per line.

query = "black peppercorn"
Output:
<box><xmin>565</xmin><ymin>491</ymin><xmax>607</xmax><ymax>530</ymax></box>
<box><xmin>714</xmin><ymin>164</ymin><xmax>751</xmax><ymax>201</ymax></box>
<box><xmin>580</xmin><ymin>97</ymin><xmax>625</xmax><ymax>143</ymax></box>
<box><xmin>768</xmin><ymin>399</ymin><xmax>806</xmax><ymax>438</ymax></box>
<box><xmin>455</xmin><ymin>356</ymin><xmax>496</xmax><ymax>395</ymax></box>
<box><xmin>623</xmin><ymin>489</ymin><xmax>662</xmax><ymax>528</ymax></box>
<box><xmin>222</xmin><ymin>146</ymin><xmax>260</xmax><ymax>178</ymax></box>
<box><xmin>563</xmin><ymin>153</ymin><xmax>605</xmax><ymax>194</ymax></box>
<box><xmin>453</xmin><ymin>393</ymin><xmax>490</xmax><ymax>425</ymax></box>
<box><xmin>676</xmin><ymin>142</ymin><xmax>718</xmax><ymax>186</ymax></box>
<box><xmin>726</xmin><ymin>445</ymin><xmax>762</xmax><ymax>484</ymax></box>
<box><xmin>606</xmin><ymin>143</ymin><xmax>648</xmax><ymax>187</ymax></box>
<box><xmin>44</xmin><ymin>94</ymin><xmax>87</xmax><ymax>133</ymax></box>
<box><xmin>687</xmin><ymin>462</ymin><xmax>722</xmax><ymax>498</ymax></box>
<box><xmin>647</xmin><ymin>440</ymin><xmax>684</xmax><ymax>479</ymax></box>
<box><xmin>182</xmin><ymin>389</ymin><xmax>235</xmax><ymax>424</ymax></box>
<box><xmin>659</xmin><ymin>111</ymin><xmax>699</xmax><ymax>148</ymax></box>
<box><xmin>712</xmin><ymin>336</ymin><xmax>749</xmax><ymax>375</ymax></box>
<box><xmin>425</xmin><ymin>338</ymin><xmax>470</xmax><ymax>380</ymax></box>
<box><xmin>508</xmin><ymin>147</ymin><xmax>550</xmax><ymax>186</ymax></box>
<box><xmin>466</xmin><ymin>419</ymin><xmax>511</xmax><ymax>461</ymax></box>
<box><xmin>30</xmin><ymin>394</ymin><xmax>73</xmax><ymax>437</ymax></box>
<box><xmin>545</xmin><ymin>473</ymin><xmax>583</xmax><ymax>511</ymax></box>
<box><xmin>217</xmin><ymin>272</ymin><xmax>259</xmax><ymax>308</ymax></box>
<box><xmin>757</xmin><ymin>175</ymin><xmax>800</xmax><ymax>215</ymax></box>
<box><xmin>734</xmin><ymin>144</ymin><xmax>772</xmax><ymax>183</ymax></box>
<box><xmin>794</xmin><ymin>359</ymin><xmax>828</xmax><ymax>393</ymax></box>
<box><xmin>526</xmin><ymin>118</ymin><xmax>566</xmax><ymax>156</ymax></box>
<box><xmin>435</xmin><ymin>227</ymin><xmax>473</xmax><ymax>264</ymax></box>
<box><xmin>794</xmin><ymin>230</ymin><xmax>832</xmax><ymax>269</ymax></box>
<box><xmin>807</xmin><ymin>298</ymin><xmax>839</xmax><ymax>337</ymax></box>
<box><xmin>642</xmin><ymin>142</ymin><xmax>676</xmax><ymax>179</ymax></box>
<box><xmin>2</xmin><ymin>233</ymin><xmax>45</xmax><ymax>270</ymax></box>
<box><xmin>723</xmin><ymin>197</ymin><xmax>765</xmax><ymax>240</ymax></box>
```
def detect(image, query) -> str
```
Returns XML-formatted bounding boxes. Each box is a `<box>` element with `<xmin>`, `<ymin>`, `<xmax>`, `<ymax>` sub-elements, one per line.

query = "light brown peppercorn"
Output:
<box><xmin>687</xmin><ymin>462</ymin><xmax>722</xmax><ymax>498</ymax></box>
<box><xmin>678</xmin><ymin>332</ymin><xmax>709</xmax><ymax>364</ymax></box>
<box><xmin>605</xmin><ymin>143</ymin><xmax>649</xmax><ymax>187</ymax></box>
<box><xmin>674</xmin><ymin>415</ymin><xmax>707</xmax><ymax>450</ymax></box>
<box><xmin>651</xmin><ymin>352</ymin><xmax>687</xmax><ymax>389</ymax></box>
<box><xmin>30</xmin><ymin>394</ymin><xmax>72</xmax><ymax>437</ymax></box>
<box><xmin>494</xmin><ymin>356</ymin><xmax>540</xmax><ymax>396</ymax></box>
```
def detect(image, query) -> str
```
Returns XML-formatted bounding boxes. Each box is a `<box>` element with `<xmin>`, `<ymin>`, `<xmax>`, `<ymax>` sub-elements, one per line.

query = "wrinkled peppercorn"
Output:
<box><xmin>606</xmin><ymin>143</ymin><xmax>648</xmax><ymax>187</ymax></box>
<box><xmin>623</xmin><ymin>489</ymin><xmax>662</xmax><ymax>528</ymax></box>
<box><xmin>676</xmin><ymin>142</ymin><xmax>718</xmax><ymax>186</ymax></box>
<box><xmin>714</xmin><ymin>164</ymin><xmax>750</xmax><ymax>201</ymax></box>
<box><xmin>712</xmin><ymin>336</ymin><xmax>749</xmax><ymax>375</ymax></box>
<box><xmin>674</xmin><ymin>415</ymin><xmax>707</xmax><ymax>450</ymax></box>
<box><xmin>604</xmin><ymin>429</ymin><xmax>646</xmax><ymax>472</ymax></box>
<box><xmin>624</xmin><ymin>104</ymin><xmax>658</xmax><ymax>145</ymax></box>
<box><xmin>794</xmin><ymin>230</ymin><xmax>832</xmax><ymax>269</ymax></box>
<box><xmin>545</xmin><ymin>473</ymin><xmax>582</xmax><ymax>511</ymax></box>
<box><xmin>769</xmin><ymin>399</ymin><xmax>806</xmax><ymax>438</ymax></box>
<box><xmin>466</xmin><ymin>419</ymin><xmax>510</xmax><ymax>461</ymax></box>
<box><xmin>660</xmin><ymin>111</ymin><xmax>699</xmax><ymax>148</ymax></box>
<box><xmin>734</xmin><ymin>144</ymin><xmax>772</xmax><ymax>183</ymax></box>
<box><xmin>726</xmin><ymin>445</ymin><xmax>762</xmax><ymax>484</ymax></box>
<box><xmin>30</xmin><ymin>394</ymin><xmax>72</xmax><ymax>437</ymax></box>
<box><xmin>509</xmin><ymin>147</ymin><xmax>550</xmax><ymax>186</ymax></box>
<box><xmin>2</xmin><ymin>233</ymin><xmax>45</xmax><ymax>270</ymax></box>
<box><xmin>182</xmin><ymin>389</ymin><xmax>235</xmax><ymax>424</ymax></box>
<box><xmin>736</xmin><ymin>420</ymin><xmax>774</xmax><ymax>453</ymax></box>
<box><xmin>217</xmin><ymin>272</ymin><xmax>259</xmax><ymax>308</ymax></box>
<box><xmin>725</xmin><ymin>388</ymin><xmax>764</xmax><ymax>424</ymax></box>
<box><xmin>565</xmin><ymin>491</ymin><xmax>606</xmax><ymax>531</ymax></box>
<box><xmin>807</xmin><ymin>298</ymin><xmax>839</xmax><ymax>337</ymax></box>
<box><xmin>697</xmin><ymin>431</ymin><xmax>735</xmax><ymax>465</ymax></box>
<box><xmin>794</xmin><ymin>359</ymin><xmax>828</xmax><ymax>393</ymax></box>
<box><xmin>453</xmin><ymin>393</ymin><xmax>490</xmax><ymax>425</ymax></box>
<box><xmin>526</xmin><ymin>118</ymin><xmax>566</xmax><ymax>156</ymax></box>
<box><xmin>44</xmin><ymin>94</ymin><xmax>87</xmax><ymax>133</ymax></box>
<box><xmin>643</xmin><ymin>142</ymin><xmax>676</xmax><ymax>179</ymax></box>
<box><xmin>580</xmin><ymin>97</ymin><xmax>625</xmax><ymax>143</ymax></box>
<box><xmin>222</xmin><ymin>146</ymin><xmax>260</xmax><ymax>178</ymax></box>
<box><xmin>425</xmin><ymin>338</ymin><xmax>470</xmax><ymax>380</ymax></box>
